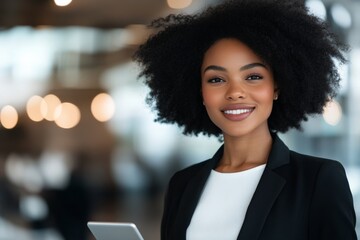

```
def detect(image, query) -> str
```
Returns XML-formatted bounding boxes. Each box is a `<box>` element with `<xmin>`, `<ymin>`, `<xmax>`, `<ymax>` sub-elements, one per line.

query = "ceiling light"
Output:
<box><xmin>167</xmin><ymin>0</ymin><xmax>192</xmax><ymax>9</ymax></box>
<box><xmin>54</xmin><ymin>0</ymin><xmax>72</xmax><ymax>7</ymax></box>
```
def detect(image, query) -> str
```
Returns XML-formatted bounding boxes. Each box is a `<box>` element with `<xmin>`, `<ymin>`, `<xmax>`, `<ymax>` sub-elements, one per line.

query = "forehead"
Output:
<box><xmin>202</xmin><ymin>38</ymin><xmax>266</xmax><ymax>67</ymax></box>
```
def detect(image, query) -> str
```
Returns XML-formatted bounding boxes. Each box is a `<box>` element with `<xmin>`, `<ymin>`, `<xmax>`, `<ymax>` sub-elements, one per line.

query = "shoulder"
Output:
<box><xmin>165</xmin><ymin>145</ymin><xmax>222</xmax><ymax>197</ymax></box>
<box><xmin>272</xmin><ymin>134</ymin><xmax>344</xmax><ymax>172</ymax></box>
<box><xmin>288</xmin><ymin>150</ymin><xmax>346</xmax><ymax>174</ymax></box>
<box><xmin>162</xmin><ymin>159</ymin><xmax>212</xmax><ymax>209</ymax></box>
<box><xmin>168</xmin><ymin>160</ymin><xmax>211</xmax><ymax>187</ymax></box>
<box><xmin>293</xmin><ymin>154</ymin><xmax>358</xmax><ymax>238</ymax></box>
<box><xmin>286</xmin><ymin>151</ymin><xmax>352</xmax><ymax>203</ymax></box>
<box><xmin>274</xmin><ymin>149</ymin><xmax>350</xmax><ymax>192</ymax></box>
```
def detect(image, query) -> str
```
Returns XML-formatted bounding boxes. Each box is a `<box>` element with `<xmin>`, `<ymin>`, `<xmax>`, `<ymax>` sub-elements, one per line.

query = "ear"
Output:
<box><xmin>200</xmin><ymin>89</ymin><xmax>205</xmax><ymax>105</ymax></box>
<box><xmin>274</xmin><ymin>87</ymin><xmax>280</xmax><ymax>100</ymax></box>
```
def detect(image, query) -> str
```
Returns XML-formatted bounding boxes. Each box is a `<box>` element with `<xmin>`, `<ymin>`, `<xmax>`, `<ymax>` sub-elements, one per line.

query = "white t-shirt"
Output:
<box><xmin>186</xmin><ymin>164</ymin><xmax>266</xmax><ymax>240</ymax></box>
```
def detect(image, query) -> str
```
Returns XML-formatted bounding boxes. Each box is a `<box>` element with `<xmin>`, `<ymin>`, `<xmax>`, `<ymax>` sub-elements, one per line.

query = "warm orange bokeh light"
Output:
<box><xmin>91</xmin><ymin>93</ymin><xmax>115</xmax><ymax>122</ymax></box>
<box><xmin>26</xmin><ymin>95</ymin><xmax>45</xmax><ymax>122</ymax></box>
<box><xmin>1</xmin><ymin>105</ymin><xmax>19</xmax><ymax>129</ymax></box>
<box><xmin>54</xmin><ymin>102</ymin><xmax>81</xmax><ymax>129</ymax></box>
<box><xmin>167</xmin><ymin>0</ymin><xmax>192</xmax><ymax>9</ymax></box>
<box><xmin>41</xmin><ymin>94</ymin><xmax>62</xmax><ymax>121</ymax></box>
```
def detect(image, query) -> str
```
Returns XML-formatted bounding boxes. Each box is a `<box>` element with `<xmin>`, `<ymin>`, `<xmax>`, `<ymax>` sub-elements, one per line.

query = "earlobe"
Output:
<box><xmin>274</xmin><ymin>88</ymin><xmax>279</xmax><ymax>100</ymax></box>
<box><xmin>200</xmin><ymin>90</ymin><xmax>205</xmax><ymax>105</ymax></box>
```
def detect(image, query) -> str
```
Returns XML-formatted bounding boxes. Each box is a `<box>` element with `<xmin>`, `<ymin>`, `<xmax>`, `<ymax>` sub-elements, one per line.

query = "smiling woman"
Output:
<box><xmin>133</xmin><ymin>0</ymin><xmax>357</xmax><ymax>239</ymax></box>
<box><xmin>201</xmin><ymin>39</ymin><xmax>276</xmax><ymax>143</ymax></box>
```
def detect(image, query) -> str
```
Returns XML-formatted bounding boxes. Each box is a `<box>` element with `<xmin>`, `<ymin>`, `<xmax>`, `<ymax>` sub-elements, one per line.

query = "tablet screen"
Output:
<box><xmin>87</xmin><ymin>222</ymin><xmax>144</xmax><ymax>240</ymax></box>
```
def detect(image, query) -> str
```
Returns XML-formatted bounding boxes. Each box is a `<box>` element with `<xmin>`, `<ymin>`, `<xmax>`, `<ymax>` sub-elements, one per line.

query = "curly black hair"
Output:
<box><xmin>133</xmin><ymin>0</ymin><xmax>348</xmax><ymax>137</ymax></box>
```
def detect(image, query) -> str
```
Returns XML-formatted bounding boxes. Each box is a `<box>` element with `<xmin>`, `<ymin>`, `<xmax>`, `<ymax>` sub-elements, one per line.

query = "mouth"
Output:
<box><xmin>221</xmin><ymin>106</ymin><xmax>255</xmax><ymax>121</ymax></box>
<box><xmin>223</xmin><ymin>108</ymin><xmax>254</xmax><ymax>115</ymax></box>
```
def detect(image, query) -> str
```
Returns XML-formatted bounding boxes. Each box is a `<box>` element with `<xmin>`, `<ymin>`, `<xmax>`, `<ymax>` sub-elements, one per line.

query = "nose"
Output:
<box><xmin>225</xmin><ymin>82</ymin><xmax>246</xmax><ymax>100</ymax></box>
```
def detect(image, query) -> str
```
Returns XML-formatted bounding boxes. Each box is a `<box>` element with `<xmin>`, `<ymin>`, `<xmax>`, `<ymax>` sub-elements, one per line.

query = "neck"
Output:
<box><xmin>216</xmin><ymin>131</ymin><xmax>273</xmax><ymax>173</ymax></box>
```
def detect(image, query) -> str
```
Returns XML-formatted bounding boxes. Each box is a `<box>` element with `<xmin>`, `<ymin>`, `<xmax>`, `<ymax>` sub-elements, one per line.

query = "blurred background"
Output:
<box><xmin>0</xmin><ymin>0</ymin><xmax>359</xmax><ymax>239</ymax></box>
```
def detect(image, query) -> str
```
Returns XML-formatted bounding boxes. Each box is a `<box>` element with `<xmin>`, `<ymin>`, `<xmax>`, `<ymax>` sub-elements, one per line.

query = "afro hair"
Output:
<box><xmin>133</xmin><ymin>0</ymin><xmax>348</xmax><ymax>137</ymax></box>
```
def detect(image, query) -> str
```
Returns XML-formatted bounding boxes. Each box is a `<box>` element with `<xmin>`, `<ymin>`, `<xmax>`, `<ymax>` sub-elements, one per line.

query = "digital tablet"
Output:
<box><xmin>87</xmin><ymin>221</ymin><xmax>144</xmax><ymax>240</ymax></box>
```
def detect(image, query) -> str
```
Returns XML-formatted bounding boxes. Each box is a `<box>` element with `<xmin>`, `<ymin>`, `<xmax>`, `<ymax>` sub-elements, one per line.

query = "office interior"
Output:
<box><xmin>0</xmin><ymin>0</ymin><xmax>359</xmax><ymax>239</ymax></box>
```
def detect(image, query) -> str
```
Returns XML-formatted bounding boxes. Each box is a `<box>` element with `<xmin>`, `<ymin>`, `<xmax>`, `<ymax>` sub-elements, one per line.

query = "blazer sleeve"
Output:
<box><xmin>161</xmin><ymin>171</ymin><xmax>186</xmax><ymax>240</ymax></box>
<box><xmin>161</xmin><ymin>175</ymin><xmax>174</xmax><ymax>240</ymax></box>
<box><xmin>309</xmin><ymin>160</ymin><xmax>357</xmax><ymax>239</ymax></box>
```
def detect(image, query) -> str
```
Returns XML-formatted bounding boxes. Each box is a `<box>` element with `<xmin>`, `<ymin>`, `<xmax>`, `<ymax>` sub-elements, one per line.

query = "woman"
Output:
<box><xmin>133</xmin><ymin>0</ymin><xmax>357</xmax><ymax>239</ymax></box>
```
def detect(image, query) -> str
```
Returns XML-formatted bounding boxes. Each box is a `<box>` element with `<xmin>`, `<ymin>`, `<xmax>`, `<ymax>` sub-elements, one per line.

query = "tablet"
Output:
<box><xmin>87</xmin><ymin>222</ymin><xmax>144</xmax><ymax>240</ymax></box>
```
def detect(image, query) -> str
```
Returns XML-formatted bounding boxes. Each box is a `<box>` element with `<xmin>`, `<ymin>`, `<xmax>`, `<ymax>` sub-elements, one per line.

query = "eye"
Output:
<box><xmin>207</xmin><ymin>77</ymin><xmax>225</xmax><ymax>83</ymax></box>
<box><xmin>246</xmin><ymin>74</ymin><xmax>263</xmax><ymax>80</ymax></box>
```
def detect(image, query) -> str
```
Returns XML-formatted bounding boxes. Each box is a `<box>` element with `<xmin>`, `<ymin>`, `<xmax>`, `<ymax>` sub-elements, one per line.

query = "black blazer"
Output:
<box><xmin>161</xmin><ymin>135</ymin><xmax>357</xmax><ymax>240</ymax></box>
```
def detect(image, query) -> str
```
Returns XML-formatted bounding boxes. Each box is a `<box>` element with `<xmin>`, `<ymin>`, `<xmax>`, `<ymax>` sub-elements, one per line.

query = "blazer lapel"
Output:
<box><xmin>172</xmin><ymin>146</ymin><xmax>223</xmax><ymax>240</ymax></box>
<box><xmin>172</xmin><ymin>134</ymin><xmax>289</xmax><ymax>240</ymax></box>
<box><xmin>237</xmin><ymin>134</ymin><xmax>290</xmax><ymax>240</ymax></box>
<box><xmin>237</xmin><ymin>169</ymin><xmax>286</xmax><ymax>239</ymax></box>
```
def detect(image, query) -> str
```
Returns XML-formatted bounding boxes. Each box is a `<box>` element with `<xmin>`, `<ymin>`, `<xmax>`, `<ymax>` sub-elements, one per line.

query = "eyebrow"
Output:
<box><xmin>240</xmin><ymin>62</ymin><xmax>268</xmax><ymax>71</ymax></box>
<box><xmin>203</xmin><ymin>62</ymin><xmax>268</xmax><ymax>73</ymax></box>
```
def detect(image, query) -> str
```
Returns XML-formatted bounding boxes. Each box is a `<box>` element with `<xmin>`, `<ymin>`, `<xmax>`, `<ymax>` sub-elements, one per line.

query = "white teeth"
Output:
<box><xmin>224</xmin><ymin>109</ymin><xmax>252</xmax><ymax>115</ymax></box>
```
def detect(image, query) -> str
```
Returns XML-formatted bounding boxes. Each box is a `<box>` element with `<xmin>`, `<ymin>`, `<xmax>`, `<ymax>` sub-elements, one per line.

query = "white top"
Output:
<box><xmin>186</xmin><ymin>164</ymin><xmax>266</xmax><ymax>240</ymax></box>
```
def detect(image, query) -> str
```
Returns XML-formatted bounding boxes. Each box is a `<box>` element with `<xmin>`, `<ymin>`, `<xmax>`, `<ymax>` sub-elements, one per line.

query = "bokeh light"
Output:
<box><xmin>305</xmin><ymin>0</ymin><xmax>326</xmax><ymax>20</ymax></box>
<box><xmin>323</xmin><ymin>100</ymin><xmax>342</xmax><ymax>126</ymax></box>
<box><xmin>54</xmin><ymin>0</ymin><xmax>72</xmax><ymax>7</ymax></box>
<box><xmin>20</xmin><ymin>195</ymin><xmax>49</xmax><ymax>221</ymax></box>
<box><xmin>54</xmin><ymin>102</ymin><xmax>81</xmax><ymax>129</ymax></box>
<box><xmin>26</xmin><ymin>95</ymin><xmax>44</xmax><ymax>122</ymax></box>
<box><xmin>167</xmin><ymin>0</ymin><xmax>192</xmax><ymax>9</ymax></box>
<box><xmin>330</xmin><ymin>3</ymin><xmax>352</xmax><ymax>29</ymax></box>
<box><xmin>41</xmin><ymin>94</ymin><xmax>62</xmax><ymax>121</ymax></box>
<box><xmin>0</xmin><ymin>105</ymin><xmax>18</xmax><ymax>129</ymax></box>
<box><xmin>91</xmin><ymin>93</ymin><xmax>115</xmax><ymax>122</ymax></box>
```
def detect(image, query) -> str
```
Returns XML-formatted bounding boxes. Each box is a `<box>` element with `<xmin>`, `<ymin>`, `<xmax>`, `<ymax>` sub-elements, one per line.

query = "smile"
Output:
<box><xmin>221</xmin><ymin>107</ymin><xmax>255</xmax><ymax>121</ymax></box>
<box><xmin>223</xmin><ymin>108</ymin><xmax>253</xmax><ymax>115</ymax></box>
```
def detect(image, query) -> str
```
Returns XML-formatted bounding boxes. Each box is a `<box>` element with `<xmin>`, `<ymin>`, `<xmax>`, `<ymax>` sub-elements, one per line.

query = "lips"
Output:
<box><xmin>223</xmin><ymin>108</ymin><xmax>253</xmax><ymax>115</ymax></box>
<box><xmin>221</xmin><ymin>105</ymin><xmax>255</xmax><ymax>121</ymax></box>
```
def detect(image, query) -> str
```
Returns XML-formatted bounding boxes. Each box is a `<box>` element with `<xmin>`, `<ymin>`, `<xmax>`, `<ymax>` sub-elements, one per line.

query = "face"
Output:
<box><xmin>201</xmin><ymin>38</ymin><xmax>277</xmax><ymax>139</ymax></box>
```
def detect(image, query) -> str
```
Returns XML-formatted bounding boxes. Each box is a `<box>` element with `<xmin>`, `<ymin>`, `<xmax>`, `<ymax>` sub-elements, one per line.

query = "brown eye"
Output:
<box><xmin>246</xmin><ymin>74</ymin><xmax>263</xmax><ymax>80</ymax></box>
<box><xmin>208</xmin><ymin>77</ymin><xmax>225</xmax><ymax>83</ymax></box>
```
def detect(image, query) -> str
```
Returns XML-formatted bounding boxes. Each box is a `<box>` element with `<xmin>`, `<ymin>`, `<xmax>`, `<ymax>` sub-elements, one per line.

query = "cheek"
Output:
<box><xmin>253</xmin><ymin>83</ymin><xmax>275</xmax><ymax>101</ymax></box>
<box><xmin>260</xmin><ymin>90</ymin><xmax>275</xmax><ymax>102</ymax></box>
<box><xmin>253</xmin><ymin>87</ymin><xmax>275</xmax><ymax>112</ymax></box>
<box><xmin>201</xmin><ymin>87</ymin><xmax>221</xmax><ymax>107</ymax></box>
